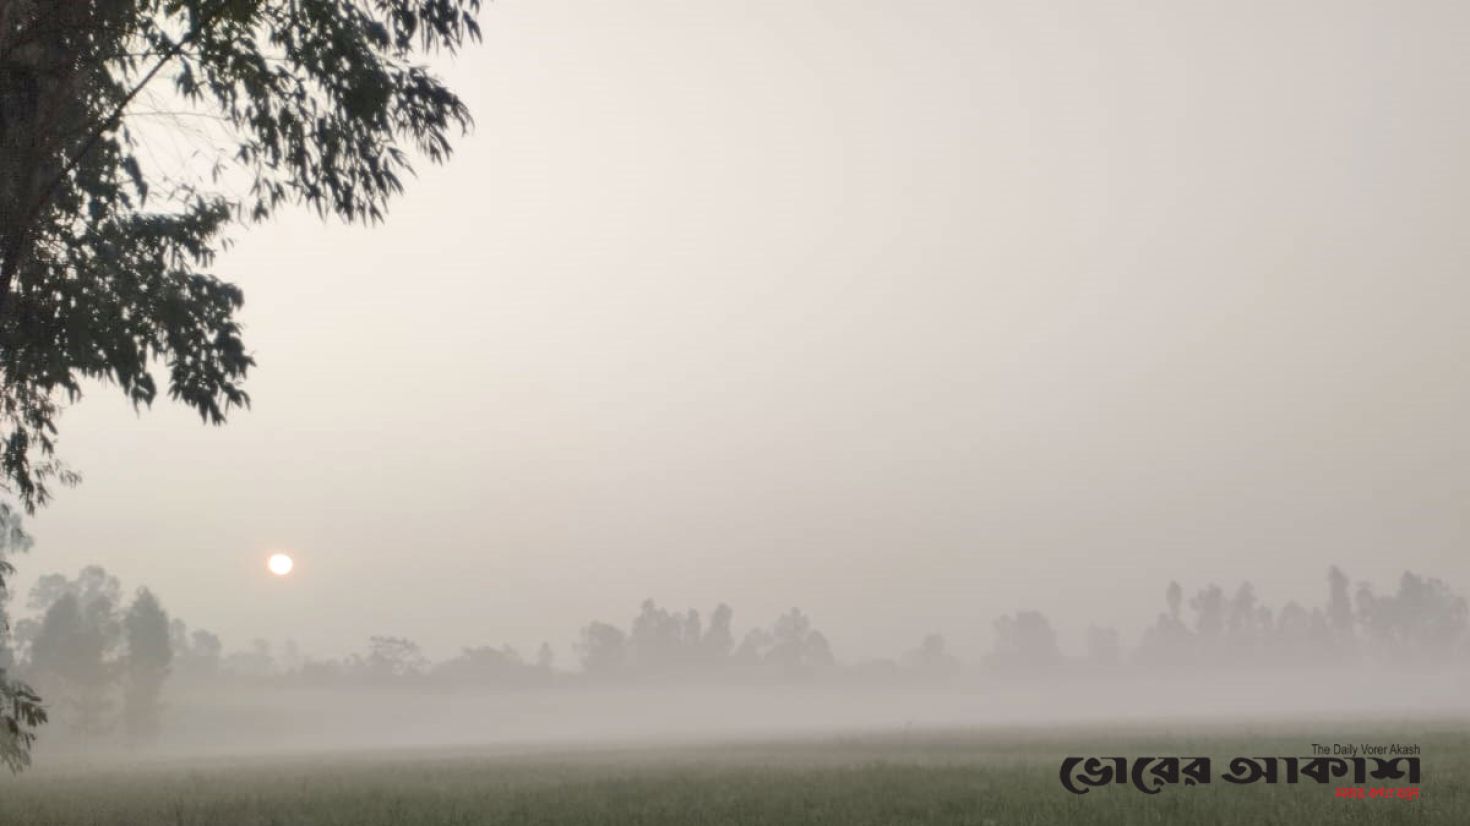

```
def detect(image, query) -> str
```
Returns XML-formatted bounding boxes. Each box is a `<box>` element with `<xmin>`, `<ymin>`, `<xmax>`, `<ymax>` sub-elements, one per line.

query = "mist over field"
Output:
<box><xmin>145</xmin><ymin>670</ymin><xmax>1470</xmax><ymax>761</ymax></box>
<box><xmin>6</xmin><ymin>559</ymin><xmax>1467</xmax><ymax>765</ymax></box>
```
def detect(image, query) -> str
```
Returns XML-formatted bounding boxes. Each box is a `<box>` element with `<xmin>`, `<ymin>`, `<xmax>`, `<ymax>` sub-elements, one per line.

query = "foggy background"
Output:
<box><xmin>13</xmin><ymin>0</ymin><xmax>1470</xmax><ymax>671</ymax></box>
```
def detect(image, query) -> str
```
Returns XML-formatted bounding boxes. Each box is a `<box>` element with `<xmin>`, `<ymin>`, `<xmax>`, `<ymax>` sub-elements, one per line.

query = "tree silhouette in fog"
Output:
<box><xmin>1136</xmin><ymin>580</ymin><xmax>1193</xmax><ymax>666</ymax></box>
<box><xmin>357</xmin><ymin>637</ymin><xmax>429</xmax><ymax>683</ymax></box>
<box><xmin>1356</xmin><ymin>572</ymin><xmax>1468</xmax><ymax>660</ymax></box>
<box><xmin>703</xmin><ymin>604</ymin><xmax>736</xmax><ymax>663</ymax></box>
<box><xmin>576</xmin><ymin>621</ymin><xmax>628</xmax><ymax>678</ymax></box>
<box><xmin>983</xmin><ymin>611</ymin><xmax>1061</xmax><ymax>675</ymax></box>
<box><xmin>26</xmin><ymin>567</ymin><xmax>123</xmax><ymax>744</ymax></box>
<box><xmin>628</xmin><ymin>600</ymin><xmax>703</xmax><ymax>676</ymax></box>
<box><xmin>169</xmin><ymin>620</ymin><xmax>222</xmax><ymax>682</ymax></box>
<box><xmin>121</xmin><ymin>589</ymin><xmax>171</xmax><ymax>746</ymax></box>
<box><xmin>436</xmin><ymin>644</ymin><xmax>550</xmax><ymax>690</ymax></box>
<box><xmin>902</xmin><ymin>633</ymin><xmax>960</xmax><ymax>679</ymax></box>
<box><xmin>222</xmin><ymin>639</ymin><xmax>277</xmax><ymax>679</ymax></box>
<box><xmin>765</xmin><ymin>608</ymin><xmax>836</xmax><ymax>674</ymax></box>
<box><xmin>1327</xmin><ymin>565</ymin><xmax>1354</xmax><ymax>644</ymax></box>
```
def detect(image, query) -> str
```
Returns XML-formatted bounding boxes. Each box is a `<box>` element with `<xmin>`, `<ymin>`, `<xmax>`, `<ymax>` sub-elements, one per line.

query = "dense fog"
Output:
<box><xmin>5</xmin><ymin>0</ymin><xmax>1470</xmax><ymax>770</ymax></box>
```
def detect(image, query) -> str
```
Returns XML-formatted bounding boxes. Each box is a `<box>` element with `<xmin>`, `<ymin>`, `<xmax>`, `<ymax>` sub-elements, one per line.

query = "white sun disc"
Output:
<box><xmin>267</xmin><ymin>553</ymin><xmax>294</xmax><ymax>576</ymax></box>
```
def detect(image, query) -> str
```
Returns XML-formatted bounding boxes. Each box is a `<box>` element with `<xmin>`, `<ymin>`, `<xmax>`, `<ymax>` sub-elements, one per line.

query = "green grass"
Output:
<box><xmin>0</xmin><ymin>722</ymin><xmax>1462</xmax><ymax>825</ymax></box>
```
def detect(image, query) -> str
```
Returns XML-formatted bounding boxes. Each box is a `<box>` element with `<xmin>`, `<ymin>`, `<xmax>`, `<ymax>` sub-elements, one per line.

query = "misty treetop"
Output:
<box><xmin>0</xmin><ymin>0</ymin><xmax>482</xmax><ymax>511</ymax></box>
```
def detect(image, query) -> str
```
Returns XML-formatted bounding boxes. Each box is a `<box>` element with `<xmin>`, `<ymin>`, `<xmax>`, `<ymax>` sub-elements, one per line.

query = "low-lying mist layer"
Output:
<box><xmin>2</xmin><ymin>561</ymin><xmax>1467</xmax><ymax>761</ymax></box>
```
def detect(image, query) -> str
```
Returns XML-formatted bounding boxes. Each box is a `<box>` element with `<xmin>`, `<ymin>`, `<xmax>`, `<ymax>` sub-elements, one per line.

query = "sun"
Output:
<box><xmin>267</xmin><ymin>553</ymin><xmax>294</xmax><ymax>577</ymax></box>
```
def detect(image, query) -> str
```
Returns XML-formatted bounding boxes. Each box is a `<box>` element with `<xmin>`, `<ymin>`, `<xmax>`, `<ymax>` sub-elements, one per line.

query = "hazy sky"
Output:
<box><xmin>15</xmin><ymin>0</ymin><xmax>1470</xmax><ymax>663</ymax></box>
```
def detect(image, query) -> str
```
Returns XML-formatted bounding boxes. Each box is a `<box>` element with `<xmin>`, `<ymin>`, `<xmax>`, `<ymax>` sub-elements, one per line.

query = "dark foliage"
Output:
<box><xmin>0</xmin><ymin>506</ymin><xmax>43</xmax><ymax>771</ymax></box>
<box><xmin>0</xmin><ymin>0</ymin><xmax>481</xmax><ymax>510</ymax></box>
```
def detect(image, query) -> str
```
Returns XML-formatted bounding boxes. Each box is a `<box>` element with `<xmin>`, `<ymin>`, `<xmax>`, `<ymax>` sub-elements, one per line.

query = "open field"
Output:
<box><xmin>0</xmin><ymin>722</ymin><xmax>1463</xmax><ymax>825</ymax></box>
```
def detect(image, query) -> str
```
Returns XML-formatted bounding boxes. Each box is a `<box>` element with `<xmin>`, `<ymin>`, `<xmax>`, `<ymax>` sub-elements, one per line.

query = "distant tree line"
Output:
<box><xmin>1</xmin><ymin>563</ymin><xmax>1466</xmax><ymax>752</ymax></box>
<box><xmin>983</xmin><ymin>567</ymin><xmax>1469</xmax><ymax>676</ymax></box>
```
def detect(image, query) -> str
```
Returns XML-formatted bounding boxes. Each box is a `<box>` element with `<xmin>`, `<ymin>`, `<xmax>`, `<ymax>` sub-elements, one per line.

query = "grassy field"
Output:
<box><xmin>0</xmin><ymin>722</ymin><xmax>1461</xmax><ymax>825</ymax></box>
